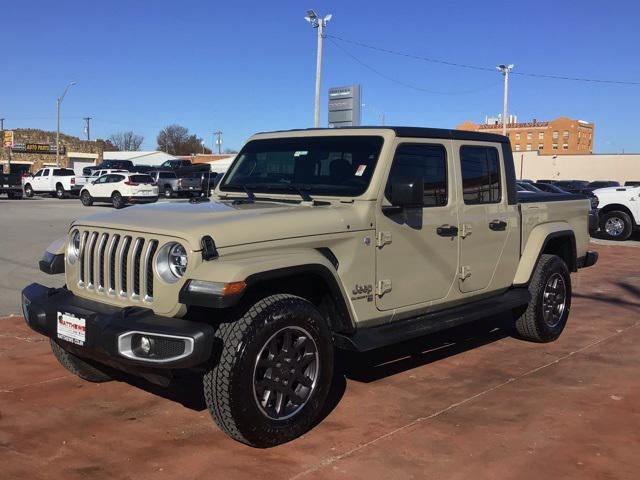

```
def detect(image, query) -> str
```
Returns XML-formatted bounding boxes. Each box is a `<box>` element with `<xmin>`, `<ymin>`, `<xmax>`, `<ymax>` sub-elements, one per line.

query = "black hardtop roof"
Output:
<box><xmin>256</xmin><ymin>126</ymin><xmax>508</xmax><ymax>144</ymax></box>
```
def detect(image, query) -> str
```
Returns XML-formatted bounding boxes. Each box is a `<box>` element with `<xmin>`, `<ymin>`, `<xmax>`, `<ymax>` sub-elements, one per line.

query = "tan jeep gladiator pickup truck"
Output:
<box><xmin>22</xmin><ymin>127</ymin><xmax>598</xmax><ymax>447</ymax></box>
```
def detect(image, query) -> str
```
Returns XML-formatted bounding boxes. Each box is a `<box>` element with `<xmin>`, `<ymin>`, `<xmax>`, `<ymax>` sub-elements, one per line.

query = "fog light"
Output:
<box><xmin>140</xmin><ymin>336</ymin><xmax>152</xmax><ymax>355</ymax></box>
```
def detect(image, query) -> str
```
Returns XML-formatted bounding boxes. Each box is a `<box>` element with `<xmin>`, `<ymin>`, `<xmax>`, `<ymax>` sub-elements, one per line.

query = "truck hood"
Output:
<box><xmin>593</xmin><ymin>186</ymin><xmax>640</xmax><ymax>195</ymax></box>
<box><xmin>73</xmin><ymin>199</ymin><xmax>368</xmax><ymax>249</ymax></box>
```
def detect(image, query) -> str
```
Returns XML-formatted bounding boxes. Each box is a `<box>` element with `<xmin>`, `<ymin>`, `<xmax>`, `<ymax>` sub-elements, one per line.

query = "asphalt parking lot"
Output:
<box><xmin>1</xmin><ymin>237</ymin><xmax>639</xmax><ymax>479</ymax></box>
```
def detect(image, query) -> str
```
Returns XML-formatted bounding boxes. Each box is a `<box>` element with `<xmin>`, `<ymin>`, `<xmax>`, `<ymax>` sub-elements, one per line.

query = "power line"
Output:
<box><xmin>328</xmin><ymin>38</ymin><xmax>501</xmax><ymax>95</ymax></box>
<box><xmin>327</xmin><ymin>34</ymin><xmax>640</xmax><ymax>86</ymax></box>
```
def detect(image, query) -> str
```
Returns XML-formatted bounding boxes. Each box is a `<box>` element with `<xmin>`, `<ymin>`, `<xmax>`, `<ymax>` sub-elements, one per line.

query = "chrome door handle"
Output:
<box><xmin>489</xmin><ymin>219</ymin><xmax>507</xmax><ymax>231</ymax></box>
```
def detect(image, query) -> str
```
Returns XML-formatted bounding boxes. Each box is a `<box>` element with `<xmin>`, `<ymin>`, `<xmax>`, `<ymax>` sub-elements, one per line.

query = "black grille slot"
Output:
<box><xmin>87</xmin><ymin>232</ymin><xmax>98</xmax><ymax>287</ymax></box>
<box><xmin>145</xmin><ymin>240</ymin><xmax>159</xmax><ymax>299</ymax></box>
<box><xmin>133</xmin><ymin>238</ymin><xmax>145</xmax><ymax>296</ymax></box>
<box><xmin>120</xmin><ymin>236</ymin><xmax>132</xmax><ymax>294</ymax></box>
<box><xmin>108</xmin><ymin>235</ymin><xmax>120</xmax><ymax>292</ymax></box>
<box><xmin>79</xmin><ymin>231</ymin><xmax>88</xmax><ymax>284</ymax></box>
<box><xmin>97</xmin><ymin>233</ymin><xmax>108</xmax><ymax>289</ymax></box>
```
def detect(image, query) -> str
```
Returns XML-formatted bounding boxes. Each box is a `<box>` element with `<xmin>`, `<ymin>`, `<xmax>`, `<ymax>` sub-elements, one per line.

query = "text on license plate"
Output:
<box><xmin>57</xmin><ymin>312</ymin><xmax>86</xmax><ymax>345</ymax></box>
<box><xmin>136</xmin><ymin>190</ymin><xmax>153</xmax><ymax>196</ymax></box>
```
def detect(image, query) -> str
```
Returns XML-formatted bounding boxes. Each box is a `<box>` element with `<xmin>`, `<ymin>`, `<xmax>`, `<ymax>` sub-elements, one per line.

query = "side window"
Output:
<box><xmin>385</xmin><ymin>144</ymin><xmax>448</xmax><ymax>207</ymax></box>
<box><xmin>95</xmin><ymin>175</ymin><xmax>109</xmax><ymax>184</ymax></box>
<box><xmin>111</xmin><ymin>175</ymin><xmax>125</xmax><ymax>183</ymax></box>
<box><xmin>34</xmin><ymin>170</ymin><xmax>43</xmax><ymax>177</ymax></box>
<box><xmin>42</xmin><ymin>169</ymin><xmax>50</xmax><ymax>176</ymax></box>
<box><xmin>460</xmin><ymin>146</ymin><xmax>501</xmax><ymax>205</ymax></box>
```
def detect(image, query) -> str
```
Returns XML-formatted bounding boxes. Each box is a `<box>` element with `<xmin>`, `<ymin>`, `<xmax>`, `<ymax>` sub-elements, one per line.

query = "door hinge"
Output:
<box><xmin>459</xmin><ymin>265</ymin><xmax>472</xmax><ymax>280</ymax></box>
<box><xmin>460</xmin><ymin>224</ymin><xmax>472</xmax><ymax>239</ymax></box>
<box><xmin>376</xmin><ymin>231</ymin><xmax>392</xmax><ymax>248</ymax></box>
<box><xmin>376</xmin><ymin>279</ymin><xmax>392</xmax><ymax>296</ymax></box>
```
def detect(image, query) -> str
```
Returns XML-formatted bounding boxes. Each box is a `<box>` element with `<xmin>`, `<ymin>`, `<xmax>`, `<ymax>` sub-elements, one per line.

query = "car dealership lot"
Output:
<box><xmin>1</xmin><ymin>239</ymin><xmax>639</xmax><ymax>479</ymax></box>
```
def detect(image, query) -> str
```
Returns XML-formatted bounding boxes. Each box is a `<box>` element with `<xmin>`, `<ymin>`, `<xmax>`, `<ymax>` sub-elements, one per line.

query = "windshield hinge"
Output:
<box><xmin>376</xmin><ymin>279</ymin><xmax>392</xmax><ymax>297</ymax></box>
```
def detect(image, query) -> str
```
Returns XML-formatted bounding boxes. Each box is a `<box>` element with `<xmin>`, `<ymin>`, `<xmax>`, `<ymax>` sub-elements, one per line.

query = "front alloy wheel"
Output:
<box><xmin>203</xmin><ymin>294</ymin><xmax>334</xmax><ymax>447</ymax></box>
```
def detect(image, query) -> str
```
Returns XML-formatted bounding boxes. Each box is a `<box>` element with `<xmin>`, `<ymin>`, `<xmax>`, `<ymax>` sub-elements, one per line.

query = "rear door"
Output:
<box><xmin>455</xmin><ymin>143</ymin><xmax>519</xmax><ymax>293</ymax></box>
<box><xmin>375</xmin><ymin>141</ymin><xmax>459</xmax><ymax>311</ymax></box>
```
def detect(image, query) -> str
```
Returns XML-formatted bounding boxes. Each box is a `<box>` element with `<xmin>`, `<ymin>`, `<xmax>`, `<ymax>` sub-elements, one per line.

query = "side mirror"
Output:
<box><xmin>91</xmin><ymin>180</ymin><xmax>96</xmax><ymax>185</ymax></box>
<box><xmin>387</xmin><ymin>179</ymin><xmax>424</xmax><ymax>210</ymax></box>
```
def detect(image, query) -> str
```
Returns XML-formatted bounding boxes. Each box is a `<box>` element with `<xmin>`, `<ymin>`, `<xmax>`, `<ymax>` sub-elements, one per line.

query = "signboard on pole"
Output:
<box><xmin>3</xmin><ymin>131</ymin><xmax>14</xmax><ymax>148</ymax></box>
<box><xmin>328</xmin><ymin>85</ymin><xmax>362</xmax><ymax>128</ymax></box>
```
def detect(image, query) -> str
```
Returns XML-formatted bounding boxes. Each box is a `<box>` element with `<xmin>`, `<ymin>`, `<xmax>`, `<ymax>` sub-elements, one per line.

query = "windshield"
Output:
<box><xmin>220</xmin><ymin>136</ymin><xmax>384</xmax><ymax>197</ymax></box>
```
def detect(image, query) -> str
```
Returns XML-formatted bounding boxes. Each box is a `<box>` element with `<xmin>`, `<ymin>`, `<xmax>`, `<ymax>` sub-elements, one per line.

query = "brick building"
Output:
<box><xmin>0</xmin><ymin>128</ymin><xmax>109</xmax><ymax>174</ymax></box>
<box><xmin>457</xmin><ymin>116</ymin><xmax>595</xmax><ymax>155</ymax></box>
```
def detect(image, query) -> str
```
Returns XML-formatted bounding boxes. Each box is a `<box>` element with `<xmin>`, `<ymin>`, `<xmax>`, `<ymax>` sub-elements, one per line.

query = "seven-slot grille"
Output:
<box><xmin>76</xmin><ymin>230</ymin><xmax>159</xmax><ymax>302</ymax></box>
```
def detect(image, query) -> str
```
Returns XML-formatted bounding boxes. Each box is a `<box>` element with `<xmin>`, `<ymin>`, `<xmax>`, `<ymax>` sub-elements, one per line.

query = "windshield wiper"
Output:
<box><xmin>286</xmin><ymin>184</ymin><xmax>313</xmax><ymax>202</ymax></box>
<box><xmin>242</xmin><ymin>185</ymin><xmax>256</xmax><ymax>202</ymax></box>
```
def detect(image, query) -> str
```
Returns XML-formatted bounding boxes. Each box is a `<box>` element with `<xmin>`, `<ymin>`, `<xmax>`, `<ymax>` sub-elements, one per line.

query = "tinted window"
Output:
<box><xmin>460</xmin><ymin>146</ymin><xmax>501</xmax><ymax>204</ymax></box>
<box><xmin>385</xmin><ymin>144</ymin><xmax>448</xmax><ymax>207</ymax></box>
<box><xmin>159</xmin><ymin>172</ymin><xmax>175</xmax><ymax>179</ymax></box>
<box><xmin>34</xmin><ymin>170</ymin><xmax>43</xmax><ymax>177</ymax></box>
<box><xmin>130</xmin><ymin>174</ymin><xmax>154</xmax><ymax>184</ymax></box>
<box><xmin>221</xmin><ymin>136</ymin><xmax>384</xmax><ymax>197</ymax></box>
<box><xmin>95</xmin><ymin>175</ymin><xmax>109</xmax><ymax>184</ymax></box>
<box><xmin>109</xmin><ymin>175</ymin><xmax>125</xmax><ymax>183</ymax></box>
<box><xmin>53</xmin><ymin>168</ymin><xmax>75</xmax><ymax>176</ymax></box>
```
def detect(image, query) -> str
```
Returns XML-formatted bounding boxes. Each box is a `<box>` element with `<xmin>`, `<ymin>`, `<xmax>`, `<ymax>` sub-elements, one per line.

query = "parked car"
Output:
<box><xmin>23</xmin><ymin>167</ymin><xmax>78</xmax><ymax>199</ymax></box>
<box><xmin>74</xmin><ymin>169</ymin><xmax>129</xmax><ymax>189</ymax></box>
<box><xmin>157</xmin><ymin>159</ymin><xmax>193</xmax><ymax>170</ymax></box>
<box><xmin>0</xmin><ymin>164</ymin><xmax>24</xmax><ymax>199</ymax></box>
<box><xmin>584</xmin><ymin>181</ymin><xmax>620</xmax><ymax>192</ymax></box>
<box><xmin>592</xmin><ymin>185</ymin><xmax>640</xmax><ymax>240</ymax></box>
<box><xmin>624</xmin><ymin>181</ymin><xmax>640</xmax><ymax>187</ymax></box>
<box><xmin>552</xmin><ymin>180</ymin><xmax>599</xmax><ymax>209</ymax></box>
<box><xmin>82</xmin><ymin>160</ymin><xmax>135</xmax><ymax>176</ymax></box>
<box><xmin>149</xmin><ymin>170</ymin><xmax>202</xmax><ymax>198</ymax></box>
<box><xmin>533</xmin><ymin>183</ymin><xmax>570</xmax><ymax>194</ymax></box>
<box><xmin>536</xmin><ymin>179</ymin><xmax>557</xmax><ymax>184</ymax></box>
<box><xmin>25</xmin><ymin>126</ymin><xmax>598</xmax><ymax>447</ymax></box>
<box><xmin>79</xmin><ymin>172</ymin><xmax>158</xmax><ymax>209</ymax></box>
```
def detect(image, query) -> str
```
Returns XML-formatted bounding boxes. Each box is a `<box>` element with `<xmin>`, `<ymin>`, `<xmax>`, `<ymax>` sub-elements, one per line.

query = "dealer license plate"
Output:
<box><xmin>57</xmin><ymin>312</ymin><xmax>86</xmax><ymax>346</ymax></box>
<box><xmin>137</xmin><ymin>190</ymin><xmax>153</xmax><ymax>196</ymax></box>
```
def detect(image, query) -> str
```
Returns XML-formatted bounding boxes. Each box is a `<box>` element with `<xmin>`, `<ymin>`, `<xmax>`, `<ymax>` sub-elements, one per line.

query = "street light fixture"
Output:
<box><xmin>496</xmin><ymin>64</ymin><xmax>514</xmax><ymax>136</ymax></box>
<box><xmin>56</xmin><ymin>81</ymin><xmax>77</xmax><ymax>167</ymax></box>
<box><xmin>305</xmin><ymin>9</ymin><xmax>332</xmax><ymax>128</ymax></box>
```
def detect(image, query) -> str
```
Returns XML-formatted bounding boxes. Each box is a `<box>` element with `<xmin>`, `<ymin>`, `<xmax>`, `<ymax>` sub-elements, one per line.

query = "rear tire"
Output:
<box><xmin>600</xmin><ymin>210</ymin><xmax>632</xmax><ymax>241</ymax></box>
<box><xmin>203</xmin><ymin>294</ymin><xmax>334</xmax><ymax>447</ymax></box>
<box><xmin>111</xmin><ymin>191</ymin><xmax>125</xmax><ymax>209</ymax></box>
<box><xmin>514</xmin><ymin>254</ymin><xmax>571</xmax><ymax>343</ymax></box>
<box><xmin>56</xmin><ymin>184</ymin><xmax>66</xmax><ymax>199</ymax></box>
<box><xmin>164</xmin><ymin>186</ymin><xmax>173</xmax><ymax>198</ymax></box>
<box><xmin>80</xmin><ymin>190</ymin><xmax>93</xmax><ymax>206</ymax></box>
<box><xmin>50</xmin><ymin>339</ymin><xmax>112</xmax><ymax>382</ymax></box>
<box><xmin>24</xmin><ymin>184</ymin><xmax>34</xmax><ymax>198</ymax></box>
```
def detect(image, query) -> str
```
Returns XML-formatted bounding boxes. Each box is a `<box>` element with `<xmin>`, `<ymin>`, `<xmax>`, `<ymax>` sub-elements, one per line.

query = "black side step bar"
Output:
<box><xmin>333</xmin><ymin>288</ymin><xmax>530</xmax><ymax>352</ymax></box>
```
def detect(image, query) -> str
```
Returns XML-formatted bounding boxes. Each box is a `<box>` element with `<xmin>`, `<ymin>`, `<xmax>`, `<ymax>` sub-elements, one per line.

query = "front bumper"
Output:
<box><xmin>21</xmin><ymin>283</ymin><xmax>215</xmax><ymax>370</ymax></box>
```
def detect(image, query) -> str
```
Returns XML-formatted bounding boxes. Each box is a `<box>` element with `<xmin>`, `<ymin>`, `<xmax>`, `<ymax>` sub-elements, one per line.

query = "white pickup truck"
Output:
<box><xmin>23</xmin><ymin>167</ymin><xmax>79</xmax><ymax>199</ymax></box>
<box><xmin>593</xmin><ymin>185</ymin><xmax>640</xmax><ymax>240</ymax></box>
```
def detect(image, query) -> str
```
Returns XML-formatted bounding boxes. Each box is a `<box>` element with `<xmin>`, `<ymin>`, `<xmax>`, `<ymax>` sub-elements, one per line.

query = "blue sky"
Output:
<box><xmin>2</xmin><ymin>0</ymin><xmax>639</xmax><ymax>152</ymax></box>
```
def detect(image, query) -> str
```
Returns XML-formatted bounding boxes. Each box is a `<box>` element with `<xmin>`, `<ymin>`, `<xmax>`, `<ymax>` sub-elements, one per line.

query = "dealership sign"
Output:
<box><xmin>11</xmin><ymin>143</ymin><xmax>65</xmax><ymax>154</ymax></box>
<box><xmin>3</xmin><ymin>131</ymin><xmax>13</xmax><ymax>148</ymax></box>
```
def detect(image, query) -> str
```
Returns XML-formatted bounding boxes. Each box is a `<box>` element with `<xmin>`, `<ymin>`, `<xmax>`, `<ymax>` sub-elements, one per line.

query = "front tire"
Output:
<box><xmin>80</xmin><ymin>190</ymin><xmax>93</xmax><ymax>206</ymax></box>
<box><xmin>514</xmin><ymin>254</ymin><xmax>571</xmax><ymax>343</ymax></box>
<box><xmin>600</xmin><ymin>210</ymin><xmax>632</xmax><ymax>241</ymax></box>
<box><xmin>164</xmin><ymin>186</ymin><xmax>173</xmax><ymax>198</ymax></box>
<box><xmin>111</xmin><ymin>191</ymin><xmax>125</xmax><ymax>209</ymax></box>
<box><xmin>50</xmin><ymin>339</ymin><xmax>112</xmax><ymax>382</ymax></box>
<box><xmin>203</xmin><ymin>294</ymin><xmax>334</xmax><ymax>447</ymax></box>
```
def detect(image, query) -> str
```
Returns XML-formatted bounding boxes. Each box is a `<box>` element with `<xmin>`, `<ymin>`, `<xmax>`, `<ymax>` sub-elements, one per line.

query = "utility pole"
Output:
<box><xmin>213</xmin><ymin>131</ymin><xmax>222</xmax><ymax>154</ymax></box>
<box><xmin>0</xmin><ymin>118</ymin><xmax>4</xmax><ymax>131</ymax></box>
<box><xmin>497</xmin><ymin>64</ymin><xmax>514</xmax><ymax>136</ymax></box>
<box><xmin>83</xmin><ymin>117</ymin><xmax>92</xmax><ymax>140</ymax></box>
<box><xmin>305</xmin><ymin>10</ymin><xmax>332</xmax><ymax>128</ymax></box>
<box><xmin>56</xmin><ymin>81</ymin><xmax>77</xmax><ymax>167</ymax></box>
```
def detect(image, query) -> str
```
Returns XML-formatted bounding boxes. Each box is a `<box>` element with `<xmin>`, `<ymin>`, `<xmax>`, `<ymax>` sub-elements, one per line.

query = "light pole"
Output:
<box><xmin>56</xmin><ymin>81</ymin><xmax>77</xmax><ymax>166</ymax></box>
<box><xmin>305</xmin><ymin>9</ymin><xmax>332</xmax><ymax>128</ymax></box>
<box><xmin>496</xmin><ymin>64</ymin><xmax>514</xmax><ymax>136</ymax></box>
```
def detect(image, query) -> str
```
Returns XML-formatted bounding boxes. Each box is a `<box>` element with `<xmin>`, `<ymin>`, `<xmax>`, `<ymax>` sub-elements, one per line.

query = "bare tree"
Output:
<box><xmin>108</xmin><ymin>131</ymin><xmax>144</xmax><ymax>151</ymax></box>
<box><xmin>156</xmin><ymin>124</ymin><xmax>211</xmax><ymax>155</ymax></box>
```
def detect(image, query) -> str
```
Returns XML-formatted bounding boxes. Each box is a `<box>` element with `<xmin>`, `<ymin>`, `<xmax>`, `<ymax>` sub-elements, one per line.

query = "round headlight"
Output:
<box><xmin>168</xmin><ymin>243</ymin><xmax>188</xmax><ymax>278</ymax></box>
<box><xmin>67</xmin><ymin>230</ymin><xmax>81</xmax><ymax>264</ymax></box>
<box><xmin>156</xmin><ymin>242</ymin><xmax>188</xmax><ymax>283</ymax></box>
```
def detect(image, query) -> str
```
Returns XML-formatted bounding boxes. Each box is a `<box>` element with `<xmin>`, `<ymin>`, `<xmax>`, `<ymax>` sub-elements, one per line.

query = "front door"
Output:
<box><xmin>32</xmin><ymin>169</ymin><xmax>48</xmax><ymax>191</ymax></box>
<box><xmin>375</xmin><ymin>141</ymin><xmax>459</xmax><ymax>311</ymax></box>
<box><xmin>455</xmin><ymin>143</ymin><xmax>514</xmax><ymax>293</ymax></box>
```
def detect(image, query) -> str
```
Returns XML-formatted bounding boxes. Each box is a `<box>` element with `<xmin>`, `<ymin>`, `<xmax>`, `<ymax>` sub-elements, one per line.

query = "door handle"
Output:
<box><xmin>437</xmin><ymin>225</ymin><xmax>459</xmax><ymax>237</ymax></box>
<box><xmin>489</xmin><ymin>219</ymin><xmax>507</xmax><ymax>231</ymax></box>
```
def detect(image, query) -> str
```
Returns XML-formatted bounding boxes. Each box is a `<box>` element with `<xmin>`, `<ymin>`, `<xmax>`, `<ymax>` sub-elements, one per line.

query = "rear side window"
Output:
<box><xmin>460</xmin><ymin>146</ymin><xmax>501</xmax><ymax>204</ymax></box>
<box><xmin>385</xmin><ymin>144</ymin><xmax>448</xmax><ymax>207</ymax></box>
<box><xmin>109</xmin><ymin>175</ymin><xmax>125</xmax><ymax>183</ymax></box>
<box><xmin>130</xmin><ymin>174</ymin><xmax>154</xmax><ymax>184</ymax></box>
<box><xmin>53</xmin><ymin>168</ymin><xmax>75</xmax><ymax>176</ymax></box>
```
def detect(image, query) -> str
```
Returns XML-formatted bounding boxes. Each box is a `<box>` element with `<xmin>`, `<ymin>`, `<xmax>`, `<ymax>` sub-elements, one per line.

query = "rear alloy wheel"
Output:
<box><xmin>203</xmin><ymin>294</ymin><xmax>334</xmax><ymax>447</ymax></box>
<box><xmin>164</xmin><ymin>186</ymin><xmax>173</xmax><ymax>198</ymax></box>
<box><xmin>600</xmin><ymin>210</ymin><xmax>632</xmax><ymax>241</ymax></box>
<box><xmin>24</xmin><ymin>184</ymin><xmax>34</xmax><ymax>198</ymax></box>
<box><xmin>80</xmin><ymin>190</ymin><xmax>93</xmax><ymax>206</ymax></box>
<box><xmin>56</xmin><ymin>184</ymin><xmax>66</xmax><ymax>199</ymax></box>
<box><xmin>111</xmin><ymin>191</ymin><xmax>125</xmax><ymax>209</ymax></box>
